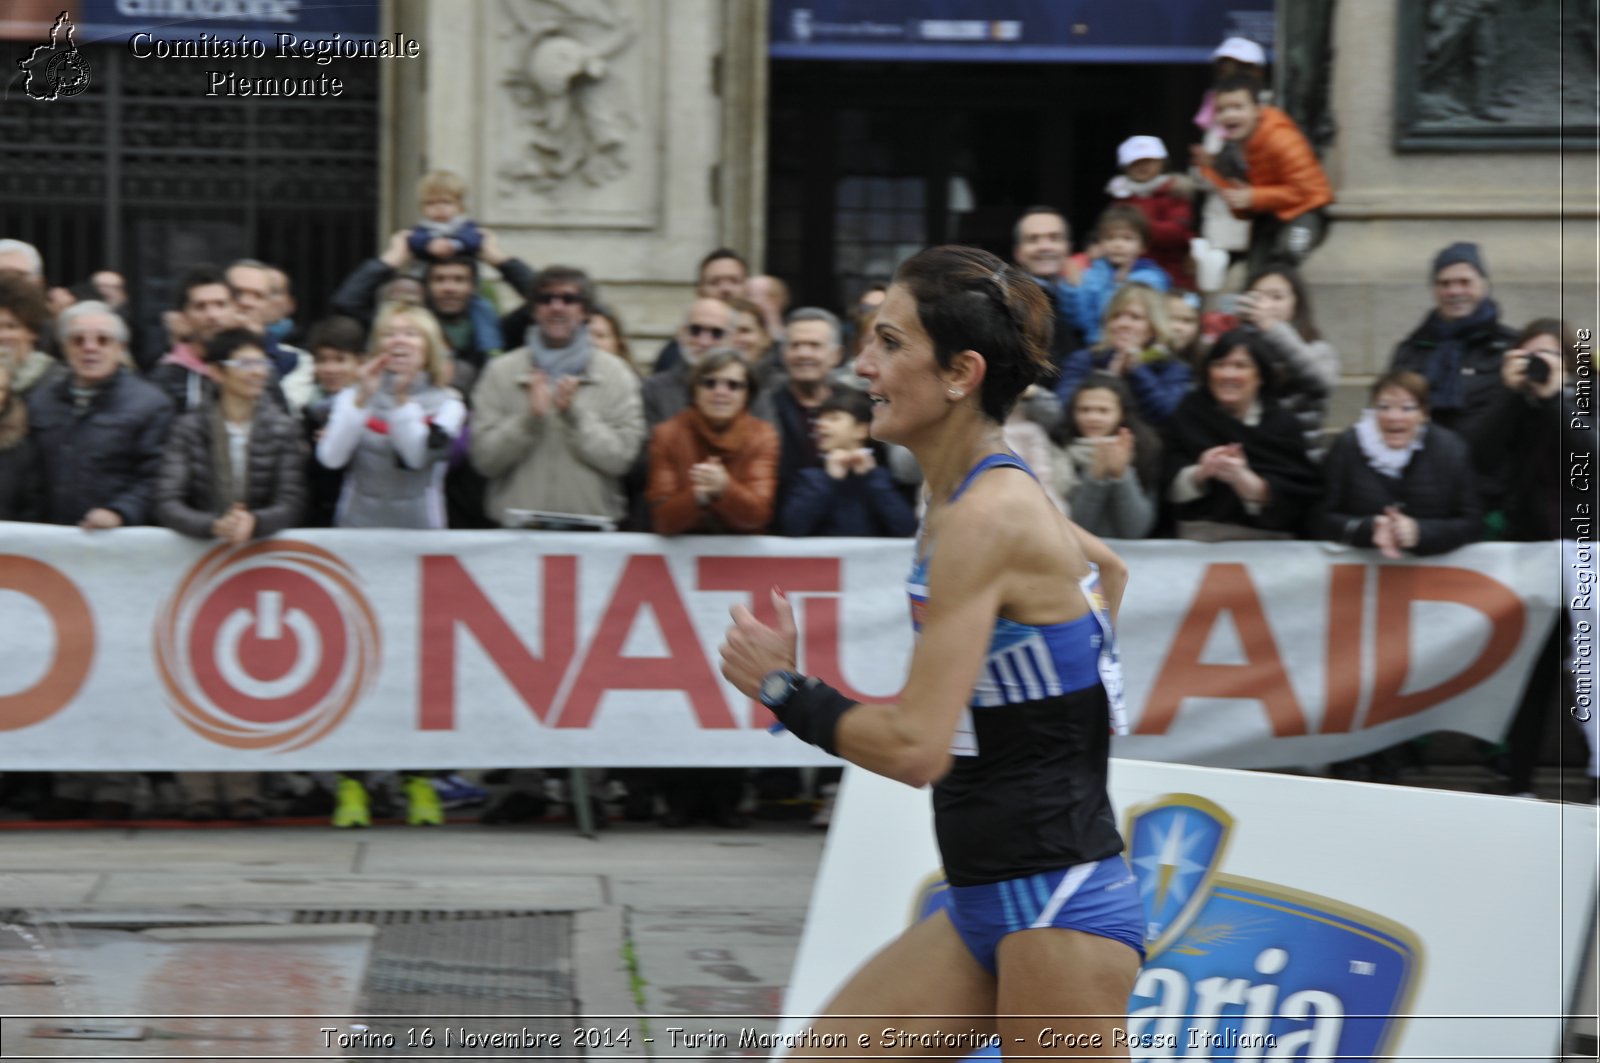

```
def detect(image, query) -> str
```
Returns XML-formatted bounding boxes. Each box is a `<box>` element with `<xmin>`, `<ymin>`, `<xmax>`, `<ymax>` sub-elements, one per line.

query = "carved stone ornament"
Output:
<box><xmin>498</xmin><ymin>0</ymin><xmax>635</xmax><ymax>194</ymax></box>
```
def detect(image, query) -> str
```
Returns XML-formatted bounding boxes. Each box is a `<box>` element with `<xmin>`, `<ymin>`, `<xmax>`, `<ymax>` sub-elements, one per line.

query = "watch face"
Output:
<box><xmin>761</xmin><ymin>672</ymin><xmax>791</xmax><ymax>704</ymax></box>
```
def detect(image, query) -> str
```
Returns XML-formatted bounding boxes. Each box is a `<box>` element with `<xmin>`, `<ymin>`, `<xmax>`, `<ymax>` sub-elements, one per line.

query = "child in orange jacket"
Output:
<box><xmin>1192</xmin><ymin>74</ymin><xmax>1333</xmax><ymax>276</ymax></box>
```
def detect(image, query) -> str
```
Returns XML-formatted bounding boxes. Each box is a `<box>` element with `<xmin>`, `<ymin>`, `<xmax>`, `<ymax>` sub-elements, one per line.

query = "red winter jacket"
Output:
<box><xmin>1111</xmin><ymin>176</ymin><xmax>1195</xmax><ymax>289</ymax></box>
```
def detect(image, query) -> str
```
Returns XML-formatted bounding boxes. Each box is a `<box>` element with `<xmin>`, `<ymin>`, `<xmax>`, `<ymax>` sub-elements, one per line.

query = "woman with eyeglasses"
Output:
<box><xmin>646</xmin><ymin>348</ymin><xmax>778</xmax><ymax>829</ymax></box>
<box><xmin>152</xmin><ymin>326</ymin><xmax>308</xmax><ymax>822</ymax></box>
<box><xmin>153</xmin><ymin>327</ymin><xmax>307</xmax><ymax>545</ymax></box>
<box><xmin>1314</xmin><ymin>370</ymin><xmax>1481</xmax><ymax>557</ymax></box>
<box><xmin>646</xmin><ymin>347</ymin><xmax>777</xmax><ymax>536</ymax></box>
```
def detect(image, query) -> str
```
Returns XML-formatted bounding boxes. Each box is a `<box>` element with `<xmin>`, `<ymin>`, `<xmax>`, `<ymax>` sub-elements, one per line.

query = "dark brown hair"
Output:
<box><xmin>892</xmin><ymin>245</ymin><xmax>1055</xmax><ymax>423</ymax></box>
<box><xmin>726</xmin><ymin>296</ymin><xmax>771</xmax><ymax>348</ymax></box>
<box><xmin>532</xmin><ymin>265</ymin><xmax>596</xmax><ymax>311</ymax></box>
<box><xmin>685</xmin><ymin>347</ymin><xmax>758</xmax><ymax>405</ymax></box>
<box><xmin>1246</xmin><ymin>261</ymin><xmax>1322</xmax><ymax>342</ymax></box>
<box><xmin>1514</xmin><ymin>318</ymin><xmax>1582</xmax><ymax>375</ymax></box>
<box><xmin>1369</xmin><ymin>370</ymin><xmax>1431</xmax><ymax>411</ymax></box>
<box><xmin>589</xmin><ymin>303</ymin><xmax>632</xmax><ymax>363</ymax></box>
<box><xmin>1096</xmin><ymin>204</ymin><xmax>1151</xmax><ymax>247</ymax></box>
<box><xmin>306</xmin><ymin>315</ymin><xmax>366</xmax><ymax>354</ymax></box>
<box><xmin>1204</xmin><ymin>328</ymin><xmax>1277</xmax><ymax>400</ymax></box>
<box><xmin>0</xmin><ymin>271</ymin><xmax>48</xmax><ymax>337</ymax></box>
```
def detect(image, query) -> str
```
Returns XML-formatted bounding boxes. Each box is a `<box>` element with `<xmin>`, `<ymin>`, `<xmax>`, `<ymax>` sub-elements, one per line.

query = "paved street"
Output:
<box><xmin>0</xmin><ymin>821</ymin><xmax>826</xmax><ymax>1059</ymax></box>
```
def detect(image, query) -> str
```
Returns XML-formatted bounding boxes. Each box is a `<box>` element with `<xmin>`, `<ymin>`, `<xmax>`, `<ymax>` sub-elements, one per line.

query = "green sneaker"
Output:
<box><xmin>405</xmin><ymin>775</ymin><xmax>444</xmax><ymax>826</ymax></box>
<box><xmin>331</xmin><ymin>777</ymin><xmax>370</xmax><ymax>828</ymax></box>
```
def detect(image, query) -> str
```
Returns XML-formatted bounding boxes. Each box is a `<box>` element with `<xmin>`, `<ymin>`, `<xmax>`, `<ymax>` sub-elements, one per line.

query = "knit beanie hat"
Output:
<box><xmin>1432</xmin><ymin>242</ymin><xmax>1487</xmax><ymax>278</ymax></box>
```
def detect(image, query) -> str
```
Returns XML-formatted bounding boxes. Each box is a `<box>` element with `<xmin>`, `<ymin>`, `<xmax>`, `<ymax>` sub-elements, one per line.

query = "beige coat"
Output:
<box><xmin>470</xmin><ymin>346</ymin><xmax>646</xmax><ymax>524</ymax></box>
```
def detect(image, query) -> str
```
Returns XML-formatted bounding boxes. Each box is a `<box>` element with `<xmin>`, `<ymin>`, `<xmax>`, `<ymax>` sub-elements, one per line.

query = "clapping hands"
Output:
<box><xmin>1195</xmin><ymin>442</ymin><xmax>1247</xmax><ymax>486</ymax></box>
<box><xmin>823</xmin><ymin>448</ymin><xmax>876</xmax><ymax>480</ymax></box>
<box><xmin>690</xmin><ymin>457</ymin><xmax>730</xmax><ymax>504</ymax></box>
<box><xmin>1089</xmin><ymin>429</ymin><xmax>1135</xmax><ymax>480</ymax></box>
<box><xmin>1371</xmin><ymin>505</ymin><xmax>1418</xmax><ymax>560</ymax></box>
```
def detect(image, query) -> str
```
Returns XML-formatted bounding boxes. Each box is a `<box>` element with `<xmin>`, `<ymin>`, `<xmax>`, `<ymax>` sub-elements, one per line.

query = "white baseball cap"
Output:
<box><xmin>1117</xmin><ymin>135</ymin><xmax>1168</xmax><ymax>168</ymax></box>
<box><xmin>1211</xmin><ymin>36</ymin><xmax>1266</xmax><ymax>66</ymax></box>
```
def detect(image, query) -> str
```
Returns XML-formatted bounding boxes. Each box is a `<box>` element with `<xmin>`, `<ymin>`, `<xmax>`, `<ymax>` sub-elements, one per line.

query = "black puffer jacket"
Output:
<box><xmin>26</xmin><ymin>368</ymin><xmax>174</xmax><ymax>525</ymax></box>
<box><xmin>153</xmin><ymin>401</ymin><xmax>308</xmax><ymax>539</ymax></box>
<box><xmin>1315</xmin><ymin>423</ymin><xmax>1482</xmax><ymax>555</ymax></box>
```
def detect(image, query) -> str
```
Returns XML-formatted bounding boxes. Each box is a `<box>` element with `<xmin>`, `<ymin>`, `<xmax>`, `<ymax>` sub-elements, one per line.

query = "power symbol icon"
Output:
<box><xmin>214</xmin><ymin>590</ymin><xmax>323</xmax><ymax>700</ymax></box>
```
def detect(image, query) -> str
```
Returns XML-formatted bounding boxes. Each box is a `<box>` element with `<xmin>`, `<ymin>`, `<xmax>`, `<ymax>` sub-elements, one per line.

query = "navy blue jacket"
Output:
<box><xmin>775</xmin><ymin>466</ymin><xmax>916</xmax><ymax>538</ymax></box>
<box><xmin>1054</xmin><ymin>347</ymin><xmax>1193</xmax><ymax>424</ymax></box>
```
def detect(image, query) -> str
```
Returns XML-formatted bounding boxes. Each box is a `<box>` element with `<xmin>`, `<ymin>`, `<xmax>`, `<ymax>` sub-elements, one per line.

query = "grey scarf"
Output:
<box><xmin>525</xmin><ymin>324</ymin><xmax>593</xmax><ymax>379</ymax></box>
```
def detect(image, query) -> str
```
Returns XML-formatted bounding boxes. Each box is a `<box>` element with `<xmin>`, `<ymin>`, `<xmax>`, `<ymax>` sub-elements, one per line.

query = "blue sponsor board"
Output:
<box><xmin>913</xmin><ymin>794</ymin><xmax>1422</xmax><ymax>1061</ymax></box>
<box><xmin>771</xmin><ymin>0</ymin><xmax>1274</xmax><ymax>64</ymax></box>
<box><xmin>78</xmin><ymin>0</ymin><xmax>379</xmax><ymax>45</ymax></box>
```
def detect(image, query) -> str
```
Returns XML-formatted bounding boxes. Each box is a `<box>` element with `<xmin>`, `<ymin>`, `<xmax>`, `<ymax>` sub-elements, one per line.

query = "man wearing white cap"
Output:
<box><xmin>1106</xmin><ymin>135</ymin><xmax>1195</xmax><ymax>289</ymax></box>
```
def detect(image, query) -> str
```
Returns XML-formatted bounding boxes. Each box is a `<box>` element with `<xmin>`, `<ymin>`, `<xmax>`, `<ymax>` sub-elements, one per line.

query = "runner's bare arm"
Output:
<box><xmin>830</xmin><ymin>503</ymin><xmax>1012</xmax><ymax>787</ymax></box>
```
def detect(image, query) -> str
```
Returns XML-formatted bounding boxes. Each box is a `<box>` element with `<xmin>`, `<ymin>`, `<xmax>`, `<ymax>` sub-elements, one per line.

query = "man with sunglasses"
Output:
<box><xmin>641</xmin><ymin>297</ymin><xmax>738</xmax><ymax>428</ymax></box>
<box><xmin>650</xmin><ymin>249</ymin><xmax>749</xmax><ymax>375</ymax></box>
<box><xmin>470</xmin><ymin>265</ymin><xmax>645</xmax><ymax>529</ymax></box>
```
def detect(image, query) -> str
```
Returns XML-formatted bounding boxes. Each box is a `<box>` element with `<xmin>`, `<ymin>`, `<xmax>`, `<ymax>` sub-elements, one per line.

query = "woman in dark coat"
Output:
<box><xmin>1162</xmin><ymin>328</ymin><xmax>1322</xmax><ymax>540</ymax></box>
<box><xmin>151</xmin><ymin>328</ymin><xmax>307</xmax><ymax>822</ymax></box>
<box><xmin>153</xmin><ymin>328</ymin><xmax>307</xmax><ymax>544</ymax></box>
<box><xmin>1315</xmin><ymin>370</ymin><xmax>1481</xmax><ymax>556</ymax></box>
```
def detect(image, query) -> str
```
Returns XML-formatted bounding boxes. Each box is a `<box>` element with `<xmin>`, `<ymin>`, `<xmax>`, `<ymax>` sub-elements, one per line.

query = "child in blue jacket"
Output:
<box><xmin>1066</xmin><ymin>205</ymin><xmax>1171</xmax><ymax>344</ymax></box>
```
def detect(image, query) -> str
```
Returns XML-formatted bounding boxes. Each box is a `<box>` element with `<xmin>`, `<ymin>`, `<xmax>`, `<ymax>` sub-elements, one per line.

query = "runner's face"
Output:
<box><xmin>853</xmin><ymin>284</ymin><xmax>948</xmax><ymax>446</ymax></box>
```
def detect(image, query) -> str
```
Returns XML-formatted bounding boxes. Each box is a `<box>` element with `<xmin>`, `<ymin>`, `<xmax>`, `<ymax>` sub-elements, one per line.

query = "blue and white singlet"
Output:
<box><xmin>910</xmin><ymin>452</ymin><xmax>1128</xmax><ymax>887</ymax></box>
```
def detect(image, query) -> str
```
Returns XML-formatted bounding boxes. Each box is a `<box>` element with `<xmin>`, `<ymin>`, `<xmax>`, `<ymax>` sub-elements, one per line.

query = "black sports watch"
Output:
<box><xmin>758</xmin><ymin>670</ymin><xmax>805</xmax><ymax>710</ymax></box>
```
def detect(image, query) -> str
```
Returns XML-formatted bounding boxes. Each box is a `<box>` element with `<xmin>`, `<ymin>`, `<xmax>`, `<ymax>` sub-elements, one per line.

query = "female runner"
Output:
<box><xmin>720</xmin><ymin>245</ymin><xmax>1144</xmax><ymax>1059</ymax></box>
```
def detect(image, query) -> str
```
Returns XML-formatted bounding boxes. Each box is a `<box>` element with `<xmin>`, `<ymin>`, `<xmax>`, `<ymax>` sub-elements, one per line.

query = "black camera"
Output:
<box><xmin>1523</xmin><ymin>353</ymin><xmax>1551</xmax><ymax>386</ymax></box>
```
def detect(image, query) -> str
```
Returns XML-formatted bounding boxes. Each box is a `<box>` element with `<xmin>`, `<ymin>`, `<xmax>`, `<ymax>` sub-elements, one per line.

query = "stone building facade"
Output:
<box><xmin>381</xmin><ymin>0</ymin><xmax>1594</xmax><ymax>372</ymax></box>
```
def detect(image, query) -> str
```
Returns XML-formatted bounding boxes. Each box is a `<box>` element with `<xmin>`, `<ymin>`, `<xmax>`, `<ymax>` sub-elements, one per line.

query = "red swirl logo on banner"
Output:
<box><xmin>154</xmin><ymin>541</ymin><xmax>381</xmax><ymax>751</ymax></box>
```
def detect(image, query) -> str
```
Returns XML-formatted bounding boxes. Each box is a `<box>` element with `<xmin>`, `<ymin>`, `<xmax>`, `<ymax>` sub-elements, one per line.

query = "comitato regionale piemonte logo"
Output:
<box><xmin>19</xmin><ymin>11</ymin><xmax>91</xmax><ymax>101</ymax></box>
<box><xmin>154</xmin><ymin>541</ymin><xmax>380</xmax><ymax>752</ymax></box>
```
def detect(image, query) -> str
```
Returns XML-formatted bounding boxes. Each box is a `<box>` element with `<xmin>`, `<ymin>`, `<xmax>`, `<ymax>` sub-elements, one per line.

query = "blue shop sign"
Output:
<box><xmin>78</xmin><ymin>0</ymin><xmax>379</xmax><ymax>45</ymax></box>
<box><xmin>771</xmin><ymin>0</ymin><xmax>1275</xmax><ymax>64</ymax></box>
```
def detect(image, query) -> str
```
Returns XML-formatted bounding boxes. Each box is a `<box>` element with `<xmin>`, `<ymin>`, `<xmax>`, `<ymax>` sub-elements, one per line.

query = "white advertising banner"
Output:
<box><xmin>0</xmin><ymin>524</ymin><xmax>1562</xmax><ymax>770</ymax></box>
<box><xmin>780</xmin><ymin>761</ymin><xmax>1599</xmax><ymax>1062</ymax></box>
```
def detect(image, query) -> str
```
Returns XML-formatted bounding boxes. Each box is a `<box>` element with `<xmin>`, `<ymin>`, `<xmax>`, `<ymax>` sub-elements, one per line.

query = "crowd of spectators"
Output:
<box><xmin>0</xmin><ymin>38</ymin><xmax>1590</xmax><ymax>823</ymax></box>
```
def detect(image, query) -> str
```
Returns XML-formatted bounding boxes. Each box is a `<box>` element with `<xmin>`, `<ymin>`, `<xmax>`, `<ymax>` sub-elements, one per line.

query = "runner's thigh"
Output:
<box><xmin>804</xmin><ymin>910</ymin><xmax>999</xmax><ymax>1059</ymax></box>
<box><xmin>995</xmin><ymin>927</ymin><xmax>1140</xmax><ymax>1060</ymax></box>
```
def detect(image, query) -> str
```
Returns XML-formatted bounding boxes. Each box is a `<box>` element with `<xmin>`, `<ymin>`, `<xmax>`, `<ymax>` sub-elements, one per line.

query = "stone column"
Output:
<box><xmin>384</xmin><ymin>0</ymin><xmax>769</xmax><ymax>365</ymax></box>
<box><xmin>1310</xmin><ymin>0</ymin><xmax>1596</xmax><ymax>380</ymax></box>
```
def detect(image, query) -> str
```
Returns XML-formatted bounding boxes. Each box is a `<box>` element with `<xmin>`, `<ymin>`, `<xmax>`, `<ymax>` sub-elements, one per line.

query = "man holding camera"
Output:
<box><xmin>1389</xmin><ymin>241</ymin><xmax>1520</xmax><ymax>512</ymax></box>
